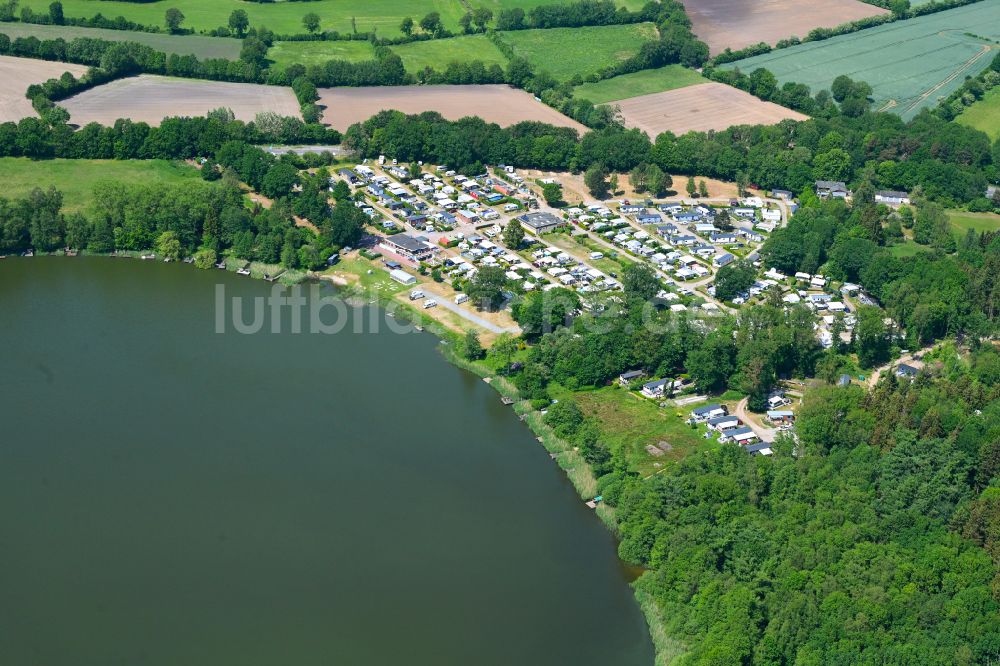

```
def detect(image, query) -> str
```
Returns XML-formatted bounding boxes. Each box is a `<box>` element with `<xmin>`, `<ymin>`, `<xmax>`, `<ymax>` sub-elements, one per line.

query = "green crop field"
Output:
<box><xmin>948</xmin><ymin>210</ymin><xmax>1000</xmax><ymax>237</ymax></box>
<box><xmin>390</xmin><ymin>35</ymin><xmax>507</xmax><ymax>72</ymax></box>
<box><xmin>15</xmin><ymin>0</ymin><xmax>468</xmax><ymax>37</ymax></box>
<box><xmin>267</xmin><ymin>40</ymin><xmax>375</xmax><ymax>71</ymax></box>
<box><xmin>956</xmin><ymin>85</ymin><xmax>1000</xmax><ymax>141</ymax></box>
<box><xmin>572</xmin><ymin>64</ymin><xmax>707</xmax><ymax>103</ymax></box>
<box><xmin>502</xmin><ymin>22</ymin><xmax>658</xmax><ymax>81</ymax></box>
<box><xmin>0</xmin><ymin>158</ymin><xmax>203</xmax><ymax>212</ymax></box>
<box><xmin>723</xmin><ymin>2</ymin><xmax>1000</xmax><ymax>121</ymax></box>
<box><xmin>0</xmin><ymin>21</ymin><xmax>241</xmax><ymax>59</ymax></box>
<box><xmin>483</xmin><ymin>0</ymin><xmax>648</xmax><ymax>10</ymax></box>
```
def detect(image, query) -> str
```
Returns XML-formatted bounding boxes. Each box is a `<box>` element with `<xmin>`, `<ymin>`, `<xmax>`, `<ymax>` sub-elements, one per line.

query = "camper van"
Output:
<box><xmin>423</xmin><ymin>299</ymin><xmax>438</xmax><ymax>309</ymax></box>
<box><xmin>455</xmin><ymin>293</ymin><xmax>469</xmax><ymax>304</ymax></box>
<box><xmin>409</xmin><ymin>289</ymin><xmax>425</xmax><ymax>301</ymax></box>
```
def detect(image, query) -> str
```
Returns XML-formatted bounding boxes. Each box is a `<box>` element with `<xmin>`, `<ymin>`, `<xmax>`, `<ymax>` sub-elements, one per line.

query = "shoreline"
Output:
<box><xmin>8</xmin><ymin>252</ymin><xmax>677</xmax><ymax>665</ymax></box>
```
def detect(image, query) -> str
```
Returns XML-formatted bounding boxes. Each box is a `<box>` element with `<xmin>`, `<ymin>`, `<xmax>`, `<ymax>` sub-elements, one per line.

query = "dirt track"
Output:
<box><xmin>679</xmin><ymin>0</ymin><xmax>887</xmax><ymax>54</ymax></box>
<box><xmin>318</xmin><ymin>84</ymin><xmax>587</xmax><ymax>133</ymax></box>
<box><xmin>0</xmin><ymin>56</ymin><xmax>88</xmax><ymax>122</ymax></box>
<box><xmin>611</xmin><ymin>82</ymin><xmax>808</xmax><ymax>137</ymax></box>
<box><xmin>61</xmin><ymin>75</ymin><xmax>301</xmax><ymax>126</ymax></box>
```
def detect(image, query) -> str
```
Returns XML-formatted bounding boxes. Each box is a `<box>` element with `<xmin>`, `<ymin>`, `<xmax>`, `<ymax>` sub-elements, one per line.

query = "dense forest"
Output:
<box><xmin>500</xmin><ymin>267</ymin><xmax>1000</xmax><ymax>664</ymax></box>
<box><xmin>614</xmin><ymin>355</ymin><xmax>1000</xmax><ymax>664</ymax></box>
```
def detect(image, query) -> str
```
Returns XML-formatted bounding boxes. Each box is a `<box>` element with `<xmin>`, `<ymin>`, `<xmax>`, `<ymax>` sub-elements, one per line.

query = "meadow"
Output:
<box><xmin>16</xmin><ymin>0</ymin><xmax>468</xmax><ymax>37</ymax></box>
<box><xmin>551</xmin><ymin>384</ymin><xmax>714</xmax><ymax>477</ymax></box>
<box><xmin>390</xmin><ymin>35</ymin><xmax>507</xmax><ymax>72</ymax></box>
<box><xmin>572</xmin><ymin>64</ymin><xmax>707</xmax><ymax>104</ymax></box>
<box><xmin>956</xmin><ymin>85</ymin><xmax>1000</xmax><ymax>141</ymax></box>
<box><xmin>267</xmin><ymin>40</ymin><xmax>374</xmax><ymax>72</ymax></box>
<box><xmin>948</xmin><ymin>210</ymin><xmax>1000</xmax><ymax>238</ymax></box>
<box><xmin>502</xmin><ymin>23</ymin><xmax>658</xmax><ymax>81</ymax></box>
<box><xmin>723</xmin><ymin>1</ymin><xmax>1000</xmax><ymax>120</ymax></box>
<box><xmin>0</xmin><ymin>158</ymin><xmax>202</xmax><ymax>211</ymax></box>
<box><xmin>0</xmin><ymin>22</ymin><xmax>241</xmax><ymax>58</ymax></box>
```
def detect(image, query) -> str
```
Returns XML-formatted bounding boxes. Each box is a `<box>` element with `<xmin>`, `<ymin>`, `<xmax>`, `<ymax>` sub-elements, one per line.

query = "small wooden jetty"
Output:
<box><xmin>501</xmin><ymin>396</ymin><xmax>514</xmax><ymax>405</ymax></box>
<box><xmin>215</xmin><ymin>260</ymin><xmax>226</xmax><ymax>269</ymax></box>
<box><xmin>236</xmin><ymin>263</ymin><xmax>251</xmax><ymax>275</ymax></box>
<box><xmin>585</xmin><ymin>495</ymin><xmax>604</xmax><ymax>509</ymax></box>
<box><xmin>264</xmin><ymin>270</ymin><xmax>285</xmax><ymax>283</ymax></box>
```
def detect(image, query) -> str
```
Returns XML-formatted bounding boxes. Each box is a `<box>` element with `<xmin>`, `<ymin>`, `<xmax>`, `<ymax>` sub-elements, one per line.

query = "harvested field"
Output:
<box><xmin>0</xmin><ymin>22</ymin><xmax>241</xmax><ymax>59</ymax></box>
<box><xmin>724</xmin><ymin>1</ymin><xmax>1000</xmax><ymax>120</ymax></box>
<box><xmin>678</xmin><ymin>0</ymin><xmax>887</xmax><ymax>54</ymax></box>
<box><xmin>0</xmin><ymin>55</ymin><xmax>88</xmax><ymax>123</ymax></box>
<box><xmin>610</xmin><ymin>82</ymin><xmax>807</xmax><ymax>137</ymax></box>
<box><xmin>61</xmin><ymin>76</ymin><xmax>301</xmax><ymax>126</ymax></box>
<box><xmin>317</xmin><ymin>84</ymin><xmax>586</xmax><ymax>132</ymax></box>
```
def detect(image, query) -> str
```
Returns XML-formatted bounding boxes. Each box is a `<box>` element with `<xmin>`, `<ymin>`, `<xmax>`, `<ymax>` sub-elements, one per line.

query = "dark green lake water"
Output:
<box><xmin>0</xmin><ymin>257</ymin><xmax>653</xmax><ymax>666</ymax></box>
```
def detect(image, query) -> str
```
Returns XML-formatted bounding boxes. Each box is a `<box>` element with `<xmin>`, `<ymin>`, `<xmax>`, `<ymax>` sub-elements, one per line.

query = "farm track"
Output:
<box><xmin>903</xmin><ymin>43</ymin><xmax>995</xmax><ymax>115</ymax></box>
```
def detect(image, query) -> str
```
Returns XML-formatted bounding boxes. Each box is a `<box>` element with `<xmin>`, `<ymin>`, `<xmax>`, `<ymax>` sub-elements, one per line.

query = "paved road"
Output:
<box><xmin>428</xmin><ymin>295</ymin><xmax>520</xmax><ymax>334</ymax></box>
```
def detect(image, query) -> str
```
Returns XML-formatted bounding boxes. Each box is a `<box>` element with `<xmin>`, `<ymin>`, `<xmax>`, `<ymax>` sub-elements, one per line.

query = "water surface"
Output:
<box><xmin>0</xmin><ymin>257</ymin><xmax>653</xmax><ymax>666</ymax></box>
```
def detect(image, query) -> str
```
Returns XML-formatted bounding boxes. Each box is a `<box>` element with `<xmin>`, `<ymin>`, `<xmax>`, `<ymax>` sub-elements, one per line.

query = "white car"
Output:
<box><xmin>455</xmin><ymin>294</ymin><xmax>469</xmax><ymax>304</ymax></box>
<box><xmin>423</xmin><ymin>300</ymin><xmax>438</xmax><ymax>309</ymax></box>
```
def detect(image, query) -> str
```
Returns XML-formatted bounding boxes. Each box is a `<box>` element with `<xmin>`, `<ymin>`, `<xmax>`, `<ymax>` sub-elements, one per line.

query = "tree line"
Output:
<box><xmin>345</xmin><ymin>104</ymin><xmax>999</xmax><ymax>206</ymax></box>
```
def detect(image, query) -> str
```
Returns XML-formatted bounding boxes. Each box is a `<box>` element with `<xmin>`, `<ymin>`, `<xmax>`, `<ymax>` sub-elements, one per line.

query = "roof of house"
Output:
<box><xmin>815</xmin><ymin>180</ymin><xmax>847</xmax><ymax>190</ymax></box>
<box><xmin>767</xmin><ymin>410</ymin><xmax>794</xmax><ymax>418</ymax></box>
<box><xmin>385</xmin><ymin>234</ymin><xmax>429</xmax><ymax>253</ymax></box>
<box><xmin>728</xmin><ymin>427</ymin><xmax>757</xmax><ymax>440</ymax></box>
<box><xmin>692</xmin><ymin>403</ymin><xmax>723</xmax><ymax>415</ymax></box>
<box><xmin>520</xmin><ymin>212</ymin><xmax>564</xmax><ymax>229</ymax></box>
<box><xmin>876</xmin><ymin>190</ymin><xmax>909</xmax><ymax>198</ymax></box>
<box><xmin>643</xmin><ymin>378</ymin><xmax>669</xmax><ymax>389</ymax></box>
<box><xmin>708</xmin><ymin>415</ymin><xmax>739</xmax><ymax>426</ymax></box>
<box><xmin>896</xmin><ymin>363</ymin><xmax>919</xmax><ymax>376</ymax></box>
<box><xmin>620</xmin><ymin>370</ymin><xmax>644</xmax><ymax>380</ymax></box>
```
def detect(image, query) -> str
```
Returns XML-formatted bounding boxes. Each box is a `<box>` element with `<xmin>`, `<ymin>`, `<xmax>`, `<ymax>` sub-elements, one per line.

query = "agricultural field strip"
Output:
<box><xmin>0</xmin><ymin>22</ymin><xmax>241</xmax><ymax>59</ymax></box>
<box><xmin>724</xmin><ymin>2</ymin><xmax>1000</xmax><ymax>120</ymax></box>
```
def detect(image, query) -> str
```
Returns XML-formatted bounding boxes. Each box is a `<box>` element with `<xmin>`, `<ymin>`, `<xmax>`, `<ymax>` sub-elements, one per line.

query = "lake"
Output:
<box><xmin>0</xmin><ymin>257</ymin><xmax>653</xmax><ymax>666</ymax></box>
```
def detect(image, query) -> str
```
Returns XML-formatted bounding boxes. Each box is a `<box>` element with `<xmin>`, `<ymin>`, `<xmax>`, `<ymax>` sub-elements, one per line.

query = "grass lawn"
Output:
<box><xmin>948</xmin><ymin>209</ymin><xmax>1000</xmax><ymax>238</ymax></box>
<box><xmin>502</xmin><ymin>23</ymin><xmax>658</xmax><ymax>82</ymax></box>
<box><xmin>268</xmin><ymin>40</ymin><xmax>375</xmax><ymax>71</ymax></box>
<box><xmin>887</xmin><ymin>240</ymin><xmax>933</xmax><ymax>257</ymax></box>
<box><xmin>555</xmin><ymin>385</ymin><xmax>713</xmax><ymax>477</ymax></box>
<box><xmin>390</xmin><ymin>34</ymin><xmax>507</xmax><ymax>72</ymax></box>
<box><xmin>573</xmin><ymin>65</ymin><xmax>707</xmax><ymax>104</ymax></box>
<box><xmin>16</xmin><ymin>0</ymin><xmax>468</xmax><ymax>38</ymax></box>
<box><xmin>0</xmin><ymin>22</ymin><xmax>242</xmax><ymax>59</ymax></box>
<box><xmin>956</xmin><ymin>86</ymin><xmax>1000</xmax><ymax>141</ymax></box>
<box><xmin>0</xmin><ymin>158</ymin><xmax>202</xmax><ymax>212</ymax></box>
